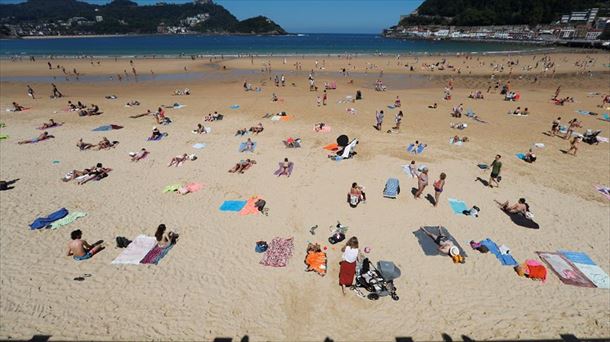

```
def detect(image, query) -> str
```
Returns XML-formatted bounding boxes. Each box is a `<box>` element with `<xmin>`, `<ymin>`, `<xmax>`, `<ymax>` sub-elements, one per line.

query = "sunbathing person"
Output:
<box><xmin>96</xmin><ymin>137</ymin><xmax>117</xmax><ymax>150</ymax></box>
<box><xmin>428</xmin><ymin>103</ymin><xmax>437</xmax><ymax>109</ymax></box>
<box><xmin>77</xmin><ymin>138</ymin><xmax>94</xmax><ymax>150</ymax></box>
<box><xmin>40</xmin><ymin>119</ymin><xmax>60</xmax><ymax>129</ymax></box>
<box><xmin>235</xmin><ymin>128</ymin><xmax>248</xmax><ymax>136</ymax></box>
<box><xmin>452</xmin><ymin>135</ymin><xmax>469</xmax><ymax>143</ymax></box>
<box><xmin>498</xmin><ymin>198</ymin><xmax>529</xmax><ymax>216</ymax></box>
<box><xmin>314</xmin><ymin>122</ymin><xmax>326</xmax><ymax>132</ymax></box>
<box><xmin>228</xmin><ymin>159</ymin><xmax>256</xmax><ymax>174</ymax></box>
<box><xmin>77</xmin><ymin>163</ymin><xmax>110</xmax><ymax>185</ymax></box>
<box><xmin>284</xmin><ymin>137</ymin><xmax>301</xmax><ymax>148</ymax></box>
<box><xmin>12</xmin><ymin>102</ymin><xmax>25</xmax><ymax>112</ymax></box>
<box><xmin>241</xmin><ymin>138</ymin><xmax>255</xmax><ymax>152</ymax></box>
<box><xmin>524</xmin><ymin>149</ymin><xmax>536</xmax><ymax>163</ymax></box>
<box><xmin>67</xmin><ymin>229</ymin><xmax>104</xmax><ymax>261</ymax></box>
<box><xmin>450</xmin><ymin>122</ymin><xmax>467</xmax><ymax>130</ymax></box>
<box><xmin>150</xmin><ymin>127</ymin><xmax>163</xmax><ymax>140</ymax></box>
<box><xmin>276</xmin><ymin>158</ymin><xmax>292</xmax><ymax>177</ymax></box>
<box><xmin>154</xmin><ymin>224</ymin><xmax>179</xmax><ymax>248</ymax></box>
<box><xmin>419</xmin><ymin>226</ymin><xmax>462</xmax><ymax>261</ymax></box>
<box><xmin>131</xmin><ymin>148</ymin><xmax>148</xmax><ymax>162</ymax></box>
<box><xmin>67</xmin><ymin>101</ymin><xmax>77</xmax><ymax>111</ymax></box>
<box><xmin>62</xmin><ymin>168</ymin><xmax>89</xmax><ymax>182</ymax></box>
<box><xmin>18</xmin><ymin>131</ymin><xmax>54</xmax><ymax>144</ymax></box>
<box><xmin>88</xmin><ymin>104</ymin><xmax>100</xmax><ymax>115</ymax></box>
<box><xmin>193</xmin><ymin>123</ymin><xmax>209</xmax><ymax>134</ymax></box>
<box><xmin>126</xmin><ymin>100</ymin><xmax>140</xmax><ymax>107</ymax></box>
<box><xmin>168</xmin><ymin>153</ymin><xmax>189</xmax><ymax>167</ymax></box>
<box><xmin>250</xmin><ymin>123</ymin><xmax>264</xmax><ymax>134</ymax></box>
<box><xmin>347</xmin><ymin>182</ymin><xmax>366</xmax><ymax>208</ymax></box>
<box><xmin>130</xmin><ymin>109</ymin><xmax>152</xmax><ymax>119</ymax></box>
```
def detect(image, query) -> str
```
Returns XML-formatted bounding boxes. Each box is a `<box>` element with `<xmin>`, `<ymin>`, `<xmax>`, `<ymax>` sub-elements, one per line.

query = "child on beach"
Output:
<box><xmin>67</xmin><ymin>229</ymin><xmax>104</xmax><ymax>261</ymax></box>
<box><xmin>433</xmin><ymin>173</ymin><xmax>446</xmax><ymax>207</ymax></box>
<box><xmin>393</xmin><ymin>111</ymin><xmax>403</xmax><ymax>130</ymax></box>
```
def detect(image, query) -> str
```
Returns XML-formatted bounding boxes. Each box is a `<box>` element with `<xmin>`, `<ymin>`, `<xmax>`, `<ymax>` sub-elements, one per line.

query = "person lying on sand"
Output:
<box><xmin>126</xmin><ymin>100</ymin><xmax>140</xmax><ymax>107</ymax></box>
<box><xmin>497</xmin><ymin>198</ymin><xmax>529</xmax><ymax>216</ymax></box>
<box><xmin>428</xmin><ymin>103</ymin><xmax>437</xmax><ymax>109</ymax></box>
<box><xmin>228</xmin><ymin>159</ymin><xmax>256</xmax><ymax>174</ymax></box>
<box><xmin>419</xmin><ymin>226</ymin><xmax>462</xmax><ymax>261</ymax></box>
<box><xmin>168</xmin><ymin>153</ymin><xmax>189</xmax><ymax>167</ymax></box>
<box><xmin>452</xmin><ymin>135</ymin><xmax>469</xmax><ymax>143</ymax></box>
<box><xmin>96</xmin><ymin>137</ymin><xmax>117</xmax><ymax>150</ymax></box>
<box><xmin>284</xmin><ymin>137</ymin><xmax>301</xmax><ymax>148</ymax></box>
<box><xmin>276</xmin><ymin>158</ymin><xmax>292</xmax><ymax>177</ymax></box>
<box><xmin>235</xmin><ymin>128</ymin><xmax>248</xmax><ymax>136</ymax></box>
<box><xmin>131</xmin><ymin>148</ymin><xmax>148</xmax><ymax>162</ymax></box>
<box><xmin>12</xmin><ymin>102</ymin><xmax>25</xmax><ymax>112</ymax></box>
<box><xmin>250</xmin><ymin>123</ymin><xmax>264</xmax><ymax>134</ymax></box>
<box><xmin>77</xmin><ymin>138</ymin><xmax>94</xmax><ymax>150</ymax></box>
<box><xmin>77</xmin><ymin>163</ymin><xmax>111</xmax><ymax>185</ymax></box>
<box><xmin>18</xmin><ymin>131</ymin><xmax>54</xmax><ymax>144</ymax></box>
<box><xmin>67</xmin><ymin>229</ymin><xmax>104</xmax><ymax>261</ymax></box>
<box><xmin>40</xmin><ymin>119</ymin><xmax>60</xmax><ymax>129</ymax></box>
<box><xmin>314</xmin><ymin>122</ymin><xmax>326</xmax><ymax>132</ymax></box>
<box><xmin>241</xmin><ymin>138</ymin><xmax>255</xmax><ymax>152</ymax></box>
<box><xmin>63</xmin><ymin>169</ymin><xmax>90</xmax><ymax>182</ymax></box>
<box><xmin>130</xmin><ymin>109</ymin><xmax>152</xmax><ymax>119</ymax></box>
<box><xmin>450</xmin><ymin>122</ymin><xmax>467</xmax><ymax>130</ymax></box>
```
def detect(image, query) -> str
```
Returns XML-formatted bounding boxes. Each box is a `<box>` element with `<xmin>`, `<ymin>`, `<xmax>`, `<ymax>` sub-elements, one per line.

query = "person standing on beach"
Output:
<box><xmin>339</xmin><ymin>237</ymin><xmax>359</xmax><ymax>295</ymax></box>
<box><xmin>415</xmin><ymin>167</ymin><xmax>428</xmax><ymax>199</ymax></box>
<box><xmin>322</xmin><ymin>90</ymin><xmax>327</xmax><ymax>106</ymax></box>
<box><xmin>433</xmin><ymin>173</ymin><xmax>446</xmax><ymax>207</ymax></box>
<box><xmin>27</xmin><ymin>85</ymin><xmax>35</xmax><ymax>99</ymax></box>
<box><xmin>550</xmin><ymin>117</ymin><xmax>561</xmax><ymax>136</ymax></box>
<box><xmin>488</xmin><ymin>155</ymin><xmax>502</xmax><ymax>188</ymax></box>
<box><xmin>393</xmin><ymin>111</ymin><xmax>403</xmax><ymax>130</ymax></box>
<box><xmin>567</xmin><ymin>136</ymin><xmax>581</xmax><ymax>156</ymax></box>
<box><xmin>51</xmin><ymin>83</ymin><xmax>63</xmax><ymax>98</ymax></box>
<box><xmin>375</xmin><ymin>110</ymin><xmax>384</xmax><ymax>130</ymax></box>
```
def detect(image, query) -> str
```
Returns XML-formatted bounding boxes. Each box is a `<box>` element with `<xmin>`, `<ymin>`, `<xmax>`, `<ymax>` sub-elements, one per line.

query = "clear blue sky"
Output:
<box><xmin>1</xmin><ymin>0</ymin><xmax>424</xmax><ymax>33</ymax></box>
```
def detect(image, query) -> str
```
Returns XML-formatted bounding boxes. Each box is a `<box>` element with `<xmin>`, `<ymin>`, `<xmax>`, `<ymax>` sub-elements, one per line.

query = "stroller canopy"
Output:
<box><xmin>378</xmin><ymin>260</ymin><xmax>401</xmax><ymax>281</ymax></box>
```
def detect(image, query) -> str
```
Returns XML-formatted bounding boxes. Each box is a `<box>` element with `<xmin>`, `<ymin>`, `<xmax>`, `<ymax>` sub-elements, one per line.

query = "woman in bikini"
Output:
<box><xmin>433</xmin><ymin>172</ymin><xmax>446</xmax><ymax>207</ymax></box>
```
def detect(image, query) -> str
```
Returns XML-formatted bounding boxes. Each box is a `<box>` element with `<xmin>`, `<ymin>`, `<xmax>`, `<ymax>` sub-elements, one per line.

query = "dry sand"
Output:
<box><xmin>0</xmin><ymin>53</ymin><xmax>609</xmax><ymax>341</ymax></box>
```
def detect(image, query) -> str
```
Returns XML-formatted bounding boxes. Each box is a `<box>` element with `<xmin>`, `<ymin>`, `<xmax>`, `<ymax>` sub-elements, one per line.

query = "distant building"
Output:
<box><xmin>157</xmin><ymin>22</ymin><xmax>167</xmax><ymax>33</ymax></box>
<box><xmin>95</xmin><ymin>16</ymin><xmax>103</xmax><ymax>22</ymax></box>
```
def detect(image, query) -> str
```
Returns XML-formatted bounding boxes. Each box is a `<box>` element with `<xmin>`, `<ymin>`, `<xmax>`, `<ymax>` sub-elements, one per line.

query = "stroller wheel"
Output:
<box><xmin>367</xmin><ymin>293</ymin><xmax>379</xmax><ymax>300</ymax></box>
<box><xmin>391</xmin><ymin>293</ymin><xmax>399</xmax><ymax>301</ymax></box>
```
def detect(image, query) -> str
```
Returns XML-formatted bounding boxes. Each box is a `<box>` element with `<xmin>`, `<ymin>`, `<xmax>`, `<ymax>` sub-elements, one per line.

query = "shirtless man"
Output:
<box><xmin>67</xmin><ymin>229</ymin><xmax>104</xmax><ymax>261</ymax></box>
<box><xmin>40</xmin><ymin>119</ymin><xmax>58</xmax><ymax>129</ymax></box>
<box><xmin>498</xmin><ymin>198</ymin><xmax>529</xmax><ymax>215</ymax></box>
<box><xmin>420</xmin><ymin>226</ymin><xmax>461</xmax><ymax>258</ymax></box>
<box><xmin>77</xmin><ymin>138</ymin><xmax>94</xmax><ymax>150</ymax></box>
<box><xmin>97</xmin><ymin>137</ymin><xmax>113</xmax><ymax>150</ymax></box>
<box><xmin>18</xmin><ymin>131</ymin><xmax>54</xmax><ymax>144</ymax></box>
<box><xmin>12</xmin><ymin>102</ymin><xmax>25</xmax><ymax>112</ymax></box>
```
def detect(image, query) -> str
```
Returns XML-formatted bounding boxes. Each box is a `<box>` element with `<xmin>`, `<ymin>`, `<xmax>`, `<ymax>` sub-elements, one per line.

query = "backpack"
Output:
<box><xmin>328</xmin><ymin>232</ymin><xmax>345</xmax><ymax>245</ymax></box>
<box><xmin>115</xmin><ymin>236</ymin><xmax>132</xmax><ymax>248</ymax></box>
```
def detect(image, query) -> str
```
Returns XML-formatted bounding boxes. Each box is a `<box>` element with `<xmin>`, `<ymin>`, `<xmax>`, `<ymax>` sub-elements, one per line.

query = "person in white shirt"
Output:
<box><xmin>339</xmin><ymin>237</ymin><xmax>359</xmax><ymax>295</ymax></box>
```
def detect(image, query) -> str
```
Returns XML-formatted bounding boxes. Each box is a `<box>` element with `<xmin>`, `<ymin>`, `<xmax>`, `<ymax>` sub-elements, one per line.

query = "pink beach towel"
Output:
<box><xmin>314</xmin><ymin>125</ymin><xmax>331</xmax><ymax>133</ymax></box>
<box><xmin>260</xmin><ymin>237</ymin><xmax>294</xmax><ymax>267</ymax></box>
<box><xmin>239</xmin><ymin>196</ymin><xmax>261</xmax><ymax>215</ymax></box>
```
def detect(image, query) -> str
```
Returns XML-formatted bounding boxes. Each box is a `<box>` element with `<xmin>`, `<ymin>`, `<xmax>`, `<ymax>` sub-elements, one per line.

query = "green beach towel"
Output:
<box><xmin>49</xmin><ymin>212</ymin><xmax>87</xmax><ymax>229</ymax></box>
<box><xmin>0</xmin><ymin>134</ymin><xmax>8</xmax><ymax>140</ymax></box>
<box><xmin>163</xmin><ymin>184</ymin><xmax>181</xmax><ymax>193</ymax></box>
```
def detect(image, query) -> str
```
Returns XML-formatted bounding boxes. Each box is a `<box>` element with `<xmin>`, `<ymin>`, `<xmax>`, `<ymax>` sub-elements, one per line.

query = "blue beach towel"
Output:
<box><xmin>239</xmin><ymin>142</ymin><xmax>256</xmax><ymax>152</ymax></box>
<box><xmin>230</xmin><ymin>104</ymin><xmax>240</xmax><ymax>109</ymax></box>
<box><xmin>516</xmin><ymin>153</ymin><xmax>526</xmax><ymax>160</ymax></box>
<box><xmin>576</xmin><ymin>110</ymin><xmax>591</xmax><ymax>116</ymax></box>
<box><xmin>560</xmin><ymin>250</ymin><xmax>610</xmax><ymax>289</ymax></box>
<box><xmin>219</xmin><ymin>200</ymin><xmax>247</xmax><ymax>212</ymax></box>
<box><xmin>479</xmin><ymin>238</ymin><xmax>518</xmax><ymax>266</ymax></box>
<box><xmin>147</xmin><ymin>133</ymin><xmax>167</xmax><ymax>141</ymax></box>
<box><xmin>407</xmin><ymin>143</ymin><xmax>426</xmax><ymax>154</ymax></box>
<box><xmin>192</xmin><ymin>143</ymin><xmax>206</xmax><ymax>149</ymax></box>
<box><xmin>383</xmin><ymin>178</ymin><xmax>400</xmax><ymax>198</ymax></box>
<box><xmin>602</xmin><ymin>114</ymin><xmax>610</xmax><ymax>121</ymax></box>
<box><xmin>30</xmin><ymin>208</ymin><xmax>69</xmax><ymax>230</ymax></box>
<box><xmin>448</xmin><ymin>198</ymin><xmax>468</xmax><ymax>215</ymax></box>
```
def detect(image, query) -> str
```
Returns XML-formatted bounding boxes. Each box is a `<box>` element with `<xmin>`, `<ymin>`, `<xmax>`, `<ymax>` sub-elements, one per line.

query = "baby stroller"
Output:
<box><xmin>354</xmin><ymin>258</ymin><xmax>401</xmax><ymax>301</ymax></box>
<box><xmin>582</xmin><ymin>129</ymin><xmax>601</xmax><ymax>145</ymax></box>
<box><xmin>383</xmin><ymin>178</ymin><xmax>400</xmax><ymax>198</ymax></box>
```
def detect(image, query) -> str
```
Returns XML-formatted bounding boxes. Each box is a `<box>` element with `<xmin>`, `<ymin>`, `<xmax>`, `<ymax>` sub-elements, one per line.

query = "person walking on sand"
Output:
<box><xmin>415</xmin><ymin>167</ymin><xmax>429</xmax><ymax>199</ymax></box>
<box><xmin>51</xmin><ymin>83</ymin><xmax>63</xmax><ymax>98</ymax></box>
<box><xmin>393</xmin><ymin>111</ymin><xmax>403</xmax><ymax>130</ymax></box>
<box><xmin>550</xmin><ymin>117</ymin><xmax>561</xmax><ymax>136</ymax></box>
<box><xmin>567</xmin><ymin>136</ymin><xmax>581</xmax><ymax>156</ymax></box>
<box><xmin>322</xmin><ymin>90</ymin><xmax>327</xmax><ymax>106</ymax></box>
<box><xmin>488</xmin><ymin>154</ymin><xmax>502</xmax><ymax>188</ymax></box>
<box><xmin>375</xmin><ymin>110</ymin><xmax>384</xmax><ymax>130</ymax></box>
<box><xmin>339</xmin><ymin>237</ymin><xmax>359</xmax><ymax>295</ymax></box>
<box><xmin>433</xmin><ymin>172</ymin><xmax>446</xmax><ymax>207</ymax></box>
<box><xmin>27</xmin><ymin>85</ymin><xmax>35</xmax><ymax>99</ymax></box>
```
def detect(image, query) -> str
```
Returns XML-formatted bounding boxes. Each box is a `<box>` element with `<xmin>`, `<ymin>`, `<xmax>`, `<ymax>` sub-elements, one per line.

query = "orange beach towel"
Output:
<box><xmin>305</xmin><ymin>251</ymin><xmax>327</xmax><ymax>276</ymax></box>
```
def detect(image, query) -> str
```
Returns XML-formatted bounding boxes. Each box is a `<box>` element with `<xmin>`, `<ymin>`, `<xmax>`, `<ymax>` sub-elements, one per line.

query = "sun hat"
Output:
<box><xmin>449</xmin><ymin>246</ymin><xmax>460</xmax><ymax>257</ymax></box>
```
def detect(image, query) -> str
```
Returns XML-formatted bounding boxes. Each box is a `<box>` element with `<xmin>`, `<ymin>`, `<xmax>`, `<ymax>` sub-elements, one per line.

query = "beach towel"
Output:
<box><xmin>537</xmin><ymin>252</ymin><xmax>595</xmax><ymax>287</ymax></box>
<box><xmin>111</xmin><ymin>235</ymin><xmax>157</xmax><ymax>265</ymax></box>
<box><xmin>503</xmin><ymin>210</ymin><xmax>540</xmax><ymax>229</ymax></box>
<box><xmin>449</xmin><ymin>137</ymin><xmax>463</xmax><ymax>146</ymax></box>
<box><xmin>192</xmin><ymin>143</ymin><xmax>207</xmax><ymax>149</ymax></box>
<box><xmin>147</xmin><ymin>133</ymin><xmax>167</xmax><ymax>141</ymax></box>
<box><xmin>314</xmin><ymin>125</ymin><xmax>331</xmax><ymax>133</ymax></box>
<box><xmin>595</xmin><ymin>185</ymin><xmax>610</xmax><ymax>200</ymax></box>
<box><xmin>92</xmin><ymin>124</ymin><xmax>123</xmax><ymax>132</ymax></box>
<box><xmin>163</xmin><ymin>184</ymin><xmax>181</xmax><ymax>193</ymax></box>
<box><xmin>29</xmin><ymin>208</ymin><xmax>69</xmax><ymax>230</ymax></box>
<box><xmin>479</xmin><ymin>238</ymin><xmax>518</xmax><ymax>266</ymax></box>
<box><xmin>323</xmin><ymin>143</ymin><xmax>338</xmax><ymax>151</ymax></box>
<box><xmin>306</xmin><ymin>251</ymin><xmax>327</xmax><ymax>276</ymax></box>
<box><xmin>260</xmin><ymin>237</ymin><xmax>294</xmax><ymax>267</ymax></box>
<box><xmin>524</xmin><ymin>259</ymin><xmax>547</xmax><ymax>281</ymax></box>
<box><xmin>602</xmin><ymin>113</ymin><xmax>610</xmax><ymax>121</ymax></box>
<box><xmin>273</xmin><ymin>162</ymin><xmax>294</xmax><ymax>177</ymax></box>
<box><xmin>0</xmin><ymin>134</ymin><xmax>8</xmax><ymax>140</ymax></box>
<box><xmin>516</xmin><ymin>153</ymin><xmax>526</xmax><ymax>160</ymax></box>
<box><xmin>407</xmin><ymin>143</ymin><xmax>425</xmax><ymax>154</ymax></box>
<box><xmin>448</xmin><ymin>198</ymin><xmax>469</xmax><ymax>215</ymax></box>
<box><xmin>219</xmin><ymin>200</ymin><xmax>247</xmax><ymax>212</ymax></box>
<box><xmin>239</xmin><ymin>142</ymin><xmax>256</xmax><ymax>152</ymax></box>
<box><xmin>141</xmin><ymin>244</ymin><xmax>174</xmax><ymax>265</ymax></box>
<box><xmin>576</xmin><ymin>110</ymin><xmax>592</xmax><ymax>116</ymax></box>
<box><xmin>560</xmin><ymin>251</ymin><xmax>610</xmax><ymax>289</ymax></box>
<box><xmin>178</xmin><ymin>182</ymin><xmax>203</xmax><ymax>195</ymax></box>
<box><xmin>48</xmin><ymin>212</ymin><xmax>87</xmax><ymax>229</ymax></box>
<box><xmin>413</xmin><ymin>226</ymin><xmax>467</xmax><ymax>258</ymax></box>
<box><xmin>383</xmin><ymin>178</ymin><xmax>400</xmax><ymax>198</ymax></box>
<box><xmin>239</xmin><ymin>196</ymin><xmax>261</xmax><ymax>216</ymax></box>
<box><xmin>230</xmin><ymin>104</ymin><xmax>240</xmax><ymax>109</ymax></box>
<box><xmin>597</xmin><ymin>136</ymin><xmax>609</xmax><ymax>143</ymax></box>
<box><xmin>339</xmin><ymin>260</ymin><xmax>356</xmax><ymax>285</ymax></box>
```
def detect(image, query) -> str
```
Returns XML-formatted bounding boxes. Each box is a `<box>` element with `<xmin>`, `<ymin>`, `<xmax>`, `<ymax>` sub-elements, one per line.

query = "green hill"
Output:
<box><xmin>0</xmin><ymin>0</ymin><xmax>286</xmax><ymax>35</ymax></box>
<box><xmin>400</xmin><ymin>0</ymin><xmax>609</xmax><ymax>26</ymax></box>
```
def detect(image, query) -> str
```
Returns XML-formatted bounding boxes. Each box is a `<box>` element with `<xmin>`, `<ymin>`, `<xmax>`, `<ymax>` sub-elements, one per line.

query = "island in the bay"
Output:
<box><xmin>0</xmin><ymin>0</ymin><xmax>287</xmax><ymax>38</ymax></box>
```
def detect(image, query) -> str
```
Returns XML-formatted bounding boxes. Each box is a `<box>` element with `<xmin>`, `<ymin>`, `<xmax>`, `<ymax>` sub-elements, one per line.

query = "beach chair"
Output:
<box><xmin>383</xmin><ymin>178</ymin><xmax>400</xmax><ymax>198</ymax></box>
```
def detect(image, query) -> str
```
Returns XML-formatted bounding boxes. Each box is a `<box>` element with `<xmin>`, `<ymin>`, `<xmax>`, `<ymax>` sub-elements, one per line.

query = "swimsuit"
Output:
<box><xmin>73</xmin><ymin>251</ymin><xmax>92</xmax><ymax>261</ymax></box>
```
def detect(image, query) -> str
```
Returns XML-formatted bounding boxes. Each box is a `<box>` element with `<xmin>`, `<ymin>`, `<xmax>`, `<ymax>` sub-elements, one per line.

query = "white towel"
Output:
<box><xmin>499</xmin><ymin>245</ymin><xmax>511</xmax><ymax>255</ymax></box>
<box><xmin>111</xmin><ymin>235</ymin><xmax>157</xmax><ymax>265</ymax></box>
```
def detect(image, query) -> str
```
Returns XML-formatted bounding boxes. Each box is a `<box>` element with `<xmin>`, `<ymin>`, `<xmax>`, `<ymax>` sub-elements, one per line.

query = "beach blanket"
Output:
<box><xmin>219</xmin><ymin>200</ymin><xmax>247</xmax><ymax>212</ymax></box>
<box><xmin>383</xmin><ymin>178</ymin><xmax>400</xmax><ymax>198</ymax></box>
<box><xmin>111</xmin><ymin>235</ymin><xmax>157</xmax><ymax>265</ymax></box>
<box><xmin>503</xmin><ymin>210</ymin><xmax>540</xmax><ymax>229</ymax></box>
<box><xmin>323</xmin><ymin>143</ymin><xmax>338</xmax><ymax>151</ymax></box>
<box><xmin>314</xmin><ymin>125</ymin><xmax>331</xmax><ymax>133</ymax></box>
<box><xmin>239</xmin><ymin>142</ymin><xmax>257</xmax><ymax>152</ymax></box>
<box><xmin>192</xmin><ymin>143</ymin><xmax>207</xmax><ymax>149</ymax></box>
<box><xmin>537</xmin><ymin>252</ymin><xmax>595</xmax><ymax>287</ymax></box>
<box><xmin>306</xmin><ymin>251</ymin><xmax>327</xmax><ymax>275</ymax></box>
<box><xmin>239</xmin><ymin>196</ymin><xmax>261</xmax><ymax>216</ymax></box>
<box><xmin>602</xmin><ymin>113</ymin><xmax>610</xmax><ymax>121</ymax></box>
<box><xmin>92</xmin><ymin>124</ymin><xmax>123</xmax><ymax>132</ymax></box>
<box><xmin>449</xmin><ymin>137</ymin><xmax>463</xmax><ymax>146</ymax></box>
<box><xmin>0</xmin><ymin>134</ymin><xmax>8</xmax><ymax>140</ymax></box>
<box><xmin>260</xmin><ymin>237</ymin><xmax>294</xmax><ymax>267</ymax></box>
<box><xmin>407</xmin><ymin>143</ymin><xmax>425</xmax><ymax>154</ymax></box>
<box><xmin>163</xmin><ymin>184</ymin><xmax>181</xmax><ymax>193</ymax></box>
<box><xmin>413</xmin><ymin>226</ymin><xmax>467</xmax><ymax>257</ymax></box>
<box><xmin>560</xmin><ymin>251</ymin><xmax>610</xmax><ymax>289</ymax></box>
<box><xmin>273</xmin><ymin>162</ymin><xmax>294</xmax><ymax>177</ymax></box>
<box><xmin>271</xmin><ymin>115</ymin><xmax>293</xmax><ymax>122</ymax></box>
<box><xmin>595</xmin><ymin>185</ymin><xmax>610</xmax><ymax>200</ymax></box>
<box><xmin>230</xmin><ymin>104</ymin><xmax>240</xmax><ymax>109</ymax></box>
<box><xmin>182</xmin><ymin>182</ymin><xmax>203</xmax><ymax>194</ymax></box>
<box><xmin>48</xmin><ymin>212</ymin><xmax>87</xmax><ymax>229</ymax></box>
<box><xmin>516</xmin><ymin>153</ymin><xmax>526</xmax><ymax>160</ymax></box>
<box><xmin>147</xmin><ymin>133</ymin><xmax>167</xmax><ymax>141</ymax></box>
<box><xmin>141</xmin><ymin>244</ymin><xmax>174</xmax><ymax>265</ymax></box>
<box><xmin>576</xmin><ymin>110</ymin><xmax>595</xmax><ymax>116</ymax></box>
<box><xmin>29</xmin><ymin>208</ymin><xmax>69</xmax><ymax>230</ymax></box>
<box><xmin>448</xmin><ymin>198</ymin><xmax>469</xmax><ymax>215</ymax></box>
<box><xmin>479</xmin><ymin>238</ymin><xmax>518</xmax><ymax>266</ymax></box>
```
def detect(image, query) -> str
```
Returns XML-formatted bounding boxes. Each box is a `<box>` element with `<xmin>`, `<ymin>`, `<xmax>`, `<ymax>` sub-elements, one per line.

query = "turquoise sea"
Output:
<box><xmin>0</xmin><ymin>33</ymin><xmax>551</xmax><ymax>57</ymax></box>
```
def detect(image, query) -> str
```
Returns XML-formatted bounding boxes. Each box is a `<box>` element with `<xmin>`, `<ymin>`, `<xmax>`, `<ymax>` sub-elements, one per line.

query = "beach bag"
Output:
<box><xmin>115</xmin><ymin>236</ymin><xmax>132</xmax><ymax>248</ymax></box>
<box><xmin>328</xmin><ymin>232</ymin><xmax>345</xmax><ymax>245</ymax></box>
<box><xmin>349</xmin><ymin>195</ymin><xmax>359</xmax><ymax>207</ymax></box>
<box><xmin>0</xmin><ymin>181</ymin><xmax>6</xmax><ymax>191</ymax></box>
<box><xmin>255</xmin><ymin>199</ymin><xmax>266</xmax><ymax>212</ymax></box>
<box><xmin>255</xmin><ymin>241</ymin><xmax>268</xmax><ymax>253</ymax></box>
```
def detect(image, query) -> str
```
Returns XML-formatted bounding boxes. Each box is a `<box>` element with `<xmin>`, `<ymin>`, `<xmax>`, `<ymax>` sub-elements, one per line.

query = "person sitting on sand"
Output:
<box><xmin>394</xmin><ymin>96</ymin><xmax>401</xmax><ymax>108</ymax></box>
<box><xmin>271</xmin><ymin>93</ymin><xmax>278</xmax><ymax>102</ymax></box>
<box><xmin>347</xmin><ymin>182</ymin><xmax>366</xmax><ymax>208</ymax></box>
<box><xmin>18</xmin><ymin>131</ymin><xmax>54</xmax><ymax>144</ymax></box>
<box><xmin>154</xmin><ymin>224</ymin><xmax>178</xmax><ymax>248</ymax></box>
<box><xmin>194</xmin><ymin>123</ymin><xmax>208</xmax><ymax>134</ymax></box>
<box><xmin>40</xmin><ymin>119</ymin><xmax>59</xmax><ymax>129</ymax></box>
<box><xmin>276</xmin><ymin>158</ymin><xmax>292</xmax><ymax>177</ymax></box>
<box><xmin>242</xmin><ymin>138</ymin><xmax>255</xmax><ymax>152</ymax></box>
<box><xmin>67</xmin><ymin>101</ymin><xmax>77</xmax><ymax>111</ymax></box>
<box><xmin>168</xmin><ymin>153</ymin><xmax>189</xmax><ymax>167</ymax></box>
<box><xmin>67</xmin><ymin>229</ymin><xmax>104</xmax><ymax>261</ymax></box>
<box><xmin>452</xmin><ymin>135</ymin><xmax>469</xmax><ymax>143</ymax></box>
<box><xmin>524</xmin><ymin>149</ymin><xmax>536</xmax><ymax>163</ymax></box>
<box><xmin>451</xmin><ymin>104</ymin><xmax>463</xmax><ymax>117</ymax></box>
<box><xmin>131</xmin><ymin>148</ymin><xmax>148</xmax><ymax>162</ymax></box>
<box><xmin>77</xmin><ymin>101</ymin><xmax>86</xmax><ymax>109</ymax></box>
<box><xmin>498</xmin><ymin>198</ymin><xmax>529</xmax><ymax>215</ymax></box>
<box><xmin>150</xmin><ymin>127</ymin><xmax>162</xmax><ymax>140</ymax></box>
<box><xmin>512</xmin><ymin>107</ymin><xmax>522</xmax><ymax>115</ymax></box>
<box><xmin>314</xmin><ymin>122</ymin><xmax>326</xmax><ymax>132</ymax></box>
<box><xmin>419</xmin><ymin>226</ymin><xmax>463</xmax><ymax>262</ymax></box>
<box><xmin>228</xmin><ymin>159</ymin><xmax>256</xmax><ymax>174</ymax></box>
<box><xmin>88</xmin><ymin>104</ymin><xmax>100</xmax><ymax>115</ymax></box>
<box><xmin>12</xmin><ymin>102</ymin><xmax>25</xmax><ymax>112</ymax></box>
<box><xmin>154</xmin><ymin>107</ymin><xmax>165</xmax><ymax>125</ymax></box>
<box><xmin>77</xmin><ymin>138</ymin><xmax>94</xmax><ymax>150</ymax></box>
<box><xmin>250</xmin><ymin>123</ymin><xmax>264</xmax><ymax>134</ymax></box>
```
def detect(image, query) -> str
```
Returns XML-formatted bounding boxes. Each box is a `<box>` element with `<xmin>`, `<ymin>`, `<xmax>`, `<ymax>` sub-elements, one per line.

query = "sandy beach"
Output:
<box><xmin>0</xmin><ymin>52</ymin><xmax>609</xmax><ymax>341</ymax></box>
